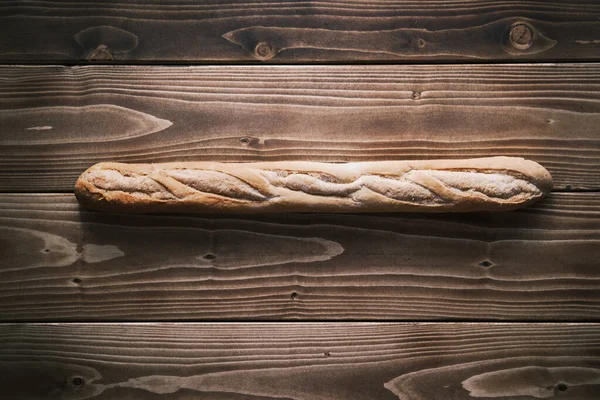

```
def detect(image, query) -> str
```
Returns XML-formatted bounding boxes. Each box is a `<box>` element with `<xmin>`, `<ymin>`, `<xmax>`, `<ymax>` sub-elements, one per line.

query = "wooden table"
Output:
<box><xmin>1</xmin><ymin>1</ymin><xmax>599</xmax><ymax>398</ymax></box>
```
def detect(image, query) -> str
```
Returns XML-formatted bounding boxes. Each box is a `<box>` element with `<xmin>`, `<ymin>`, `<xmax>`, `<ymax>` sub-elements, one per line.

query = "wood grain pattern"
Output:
<box><xmin>3</xmin><ymin>4</ymin><xmax>598</xmax><ymax>398</ymax></box>
<box><xmin>1</xmin><ymin>192</ymin><xmax>599</xmax><ymax>321</ymax></box>
<box><xmin>1</xmin><ymin>323</ymin><xmax>599</xmax><ymax>399</ymax></box>
<box><xmin>2</xmin><ymin>64</ymin><xmax>600</xmax><ymax>192</ymax></box>
<box><xmin>2</xmin><ymin>1</ymin><xmax>600</xmax><ymax>62</ymax></box>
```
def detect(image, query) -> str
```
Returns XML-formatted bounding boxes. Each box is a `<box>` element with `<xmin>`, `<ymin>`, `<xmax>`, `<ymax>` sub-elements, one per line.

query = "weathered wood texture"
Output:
<box><xmin>2</xmin><ymin>1</ymin><xmax>600</xmax><ymax>62</ymax></box>
<box><xmin>2</xmin><ymin>64</ymin><xmax>600</xmax><ymax>192</ymax></box>
<box><xmin>1</xmin><ymin>192</ymin><xmax>598</xmax><ymax>321</ymax></box>
<box><xmin>1</xmin><ymin>323</ymin><xmax>599</xmax><ymax>399</ymax></box>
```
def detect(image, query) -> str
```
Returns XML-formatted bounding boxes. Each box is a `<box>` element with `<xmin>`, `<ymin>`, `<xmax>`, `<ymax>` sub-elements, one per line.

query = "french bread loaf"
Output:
<box><xmin>74</xmin><ymin>157</ymin><xmax>553</xmax><ymax>213</ymax></box>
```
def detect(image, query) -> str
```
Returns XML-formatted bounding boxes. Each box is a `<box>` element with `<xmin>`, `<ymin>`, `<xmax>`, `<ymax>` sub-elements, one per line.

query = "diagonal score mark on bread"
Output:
<box><xmin>75</xmin><ymin>157</ymin><xmax>553</xmax><ymax>213</ymax></box>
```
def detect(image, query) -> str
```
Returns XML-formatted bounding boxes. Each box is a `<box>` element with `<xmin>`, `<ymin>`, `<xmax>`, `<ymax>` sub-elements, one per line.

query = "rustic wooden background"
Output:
<box><xmin>1</xmin><ymin>1</ymin><xmax>599</xmax><ymax>399</ymax></box>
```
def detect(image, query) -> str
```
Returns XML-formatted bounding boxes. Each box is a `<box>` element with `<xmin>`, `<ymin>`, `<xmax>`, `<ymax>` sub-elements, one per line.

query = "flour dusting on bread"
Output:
<box><xmin>75</xmin><ymin>157</ymin><xmax>553</xmax><ymax>213</ymax></box>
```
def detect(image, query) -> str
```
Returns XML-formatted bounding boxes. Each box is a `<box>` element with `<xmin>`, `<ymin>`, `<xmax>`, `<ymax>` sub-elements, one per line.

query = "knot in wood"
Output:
<box><xmin>71</xmin><ymin>376</ymin><xmax>85</xmax><ymax>388</ymax></box>
<box><xmin>88</xmin><ymin>44</ymin><xmax>113</xmax><ymax>61</ymax></box>
<box><xmin>509</xmin><ymin>23</ymin><xmax>534</xmax><ymax>50</ymax></box>
<box><xmin>254</xmin><ymin>42</ymin><xmax>276</xmax><ymax>60</ymax></box>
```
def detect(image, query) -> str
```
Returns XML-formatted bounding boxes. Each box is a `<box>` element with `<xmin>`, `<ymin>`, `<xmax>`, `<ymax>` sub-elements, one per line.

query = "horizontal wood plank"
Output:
<box><xmin>2</xmin><ymin>64</ymin><xmax>600</xmax><ymax>191</ymax></box>
<box><xmin>1</xmin><ymin>192</ymin><xmax>599</xmax><ymax>321</ymax></box>
<box><xmin>2</xmin><ymin>1</ymin><xmax>600</xmax><ymax>62</ymax></box>
<box><xmin>1</xmin><ymin>323</ymin><xmax>599</xmax><ymax>399</ymax></box>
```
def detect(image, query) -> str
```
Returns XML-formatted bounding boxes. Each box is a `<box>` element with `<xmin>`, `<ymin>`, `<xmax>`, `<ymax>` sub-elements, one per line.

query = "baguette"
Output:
<box><xmin>74</xmin><ymin>157</ymin><xmax>553</xmax><ymax>213</ymax></box>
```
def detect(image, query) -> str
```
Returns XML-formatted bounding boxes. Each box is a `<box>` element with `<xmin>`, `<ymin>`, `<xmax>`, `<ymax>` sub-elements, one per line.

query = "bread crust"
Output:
<box><xmin>74</xmin><ymin>157</ymin><xmax>553</xmax><ymax>213</ymax></box>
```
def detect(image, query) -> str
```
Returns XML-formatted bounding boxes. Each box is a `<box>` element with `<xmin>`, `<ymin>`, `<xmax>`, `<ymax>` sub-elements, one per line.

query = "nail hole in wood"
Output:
<box><xmin>72</xmin><ymin>278</ymin><xmax>82</xmax><ymax>284</ymax></box>
<box><xmin>479</xmin><ymin>260</ymin><xmax>493</xmax><ymax>267</ymax></box>
<box><xmin>557</xmin><ymin>383</ymin><xmax>568</xmax><ymax>392</ymax></box>
<box><xmin>411</xmin><ymin>91</ymin><xmax>421</xmax><ymax>100</ymax></box>
<box><xmin>43</xmin><ymin>249</ymin><xmax>50</xmax><ymax>253</ymax></box>
<box><xmin>291</xmin><ymin>292</ymin><xmax>298</xmax><ymax>300</ymax></box>
<box><xmin>418</xmin><ymin>39</ymin><xmax>426</xmax><ymax>47</ymax></box>
<box><xmin>324</xmin><ymin>351</ymin><xmax>331</xmax><ymax>357</ymax></box>
<box><xmin>71</xmin><ymin>377</ymin><xmax>85</xmax><ymax>388</ymax></box>
<box><xmin>240</xmin><ymin>137</ymin><xmax>249</xmax><ymax>144</ymax></box>
<box><xmin>203</xmin><ymin>253</ymin><xmax>217</xmax><ymax>260</ymax></box>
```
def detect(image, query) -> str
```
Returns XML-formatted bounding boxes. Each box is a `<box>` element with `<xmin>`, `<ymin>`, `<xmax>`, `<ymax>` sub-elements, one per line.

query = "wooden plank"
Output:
<box><xmin>2</xmin><ymin>1</ymin><xmax>600</xmax><ymax>62</ymax></box>
<box><xmin>1</xmin><ymin>192</ymin><xmax>598</xmax><ymax>321</ymax></box>
<box><xmin>1</xmin><ymin>64</ymin><xmax>600</xmax><ymax>192</ymax></box>
<box><xmin>1</xmin><ymin>323</ymin><xmax>599</xmax><ymax>399</ymax></box>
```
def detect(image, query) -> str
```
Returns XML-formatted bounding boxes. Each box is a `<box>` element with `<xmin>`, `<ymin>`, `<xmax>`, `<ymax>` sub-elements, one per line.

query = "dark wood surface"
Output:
<box><xmin>2</xmin><ymin>1</ymin><xmax>600</xmax><ymax>62</ymax></box>
<box><xmin>2</xmin><ymin>3</ymin><xmax>600</xmax><ymax>395</ymax></box>
<box><xmin>1</xmin><ymin>323</ymin><xmax>599</xmax><ymax>399</ymax></box>
<box><xmin>1</xmin><ymin>192</ymin><xmax>598</xmax><ymax>321</ymax></box>
<box><xmin>2</xmin><ymin>64</ymin><xmax>600</xmax><ymax>192</ymax></box>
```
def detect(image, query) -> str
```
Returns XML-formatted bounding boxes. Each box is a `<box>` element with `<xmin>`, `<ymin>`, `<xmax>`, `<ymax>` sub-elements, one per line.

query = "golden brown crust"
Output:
<box><xmin>74</xmin><ymin>157</ymin><xmax>553</xmax><ymax>213</ymax></box>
